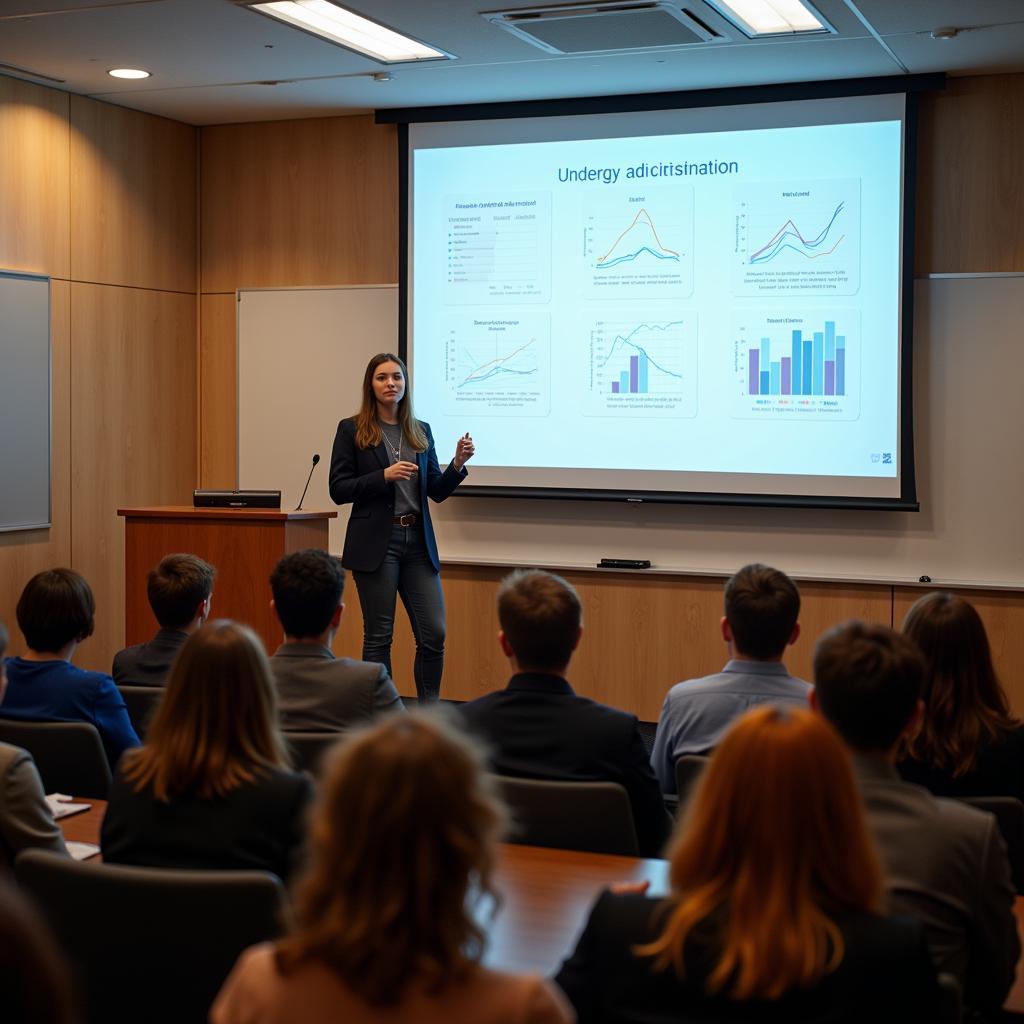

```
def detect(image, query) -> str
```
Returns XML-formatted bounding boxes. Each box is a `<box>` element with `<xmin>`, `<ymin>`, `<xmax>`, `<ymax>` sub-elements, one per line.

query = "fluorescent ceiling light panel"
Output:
<box><xmin>706</xmin><ymin>0</ymin><xmax>829</xmax><ymax>36</ymax></box>
<box><xmin>249</xmin><ymin>1</ymin><xmax>450</xmax><ymax>62</ymax></box>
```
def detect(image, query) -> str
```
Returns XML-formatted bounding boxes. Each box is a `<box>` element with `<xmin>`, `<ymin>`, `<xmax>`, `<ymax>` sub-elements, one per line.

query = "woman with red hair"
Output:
<box><xmin>556</xmin><ymin>706</ymin><xmax>939</xmax><ymax>1022</ymax></box>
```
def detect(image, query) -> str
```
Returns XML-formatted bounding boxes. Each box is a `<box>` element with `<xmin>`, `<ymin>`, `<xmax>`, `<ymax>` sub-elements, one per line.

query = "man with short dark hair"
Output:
<box><xmin>269</xmin><ymin>549</ymin><xmax>402</xmax><ymax>731</ymax></box>
<box><xmin>457</xmin><ymin>569</ymin><xmax>670</xmax><ymax>857</ymax></box>
<box><xmin>112</xmin><ymin>553</ymin><xmax>215</xmax><ymax>687</ymax></box>
<box><xmin>812</xmin><ymin>620</ymin><xmax>1019</xmax><ymax>1015</ymax></box>
<box><xmin>651</xmin><ymin>563</ymin><xmax>808</xmax><ymax>792</ymax></box>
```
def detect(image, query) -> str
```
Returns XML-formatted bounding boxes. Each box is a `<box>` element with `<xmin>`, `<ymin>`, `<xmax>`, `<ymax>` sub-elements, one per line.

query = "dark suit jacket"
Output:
<box><xmin>112</xmin><ymin>628</ymin><xmax>189</xmax><ymax>687</ymax></box>
<box><xmin>555</xmin><ymin>891</ymin><xmax>940</xmax><ymax>1023</ymax></box>
<box><xmin>457</xmin><ymin>673</ymin><xmax>671</xmax><ymax>857</ymax></box>
<box><xmin>101</xmin><ymin>766</ymin><xmax>313</xmax><ymax>883</ymax></box>
<box><xmin>328</xmin><ymin>418</ymin><xmax>466</xmax><ymax>573</ymax></box>
<box><xmin>270</xmin><ymin>641</ymin><xmax>404</xmax><ymax>732</ymax></box>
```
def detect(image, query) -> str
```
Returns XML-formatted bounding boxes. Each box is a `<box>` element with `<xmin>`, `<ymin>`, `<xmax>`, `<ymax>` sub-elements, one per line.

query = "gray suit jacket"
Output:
<box><xmin>853</xmin><ymin>755</ymin><xmax>1019</xmax><ymax>1012</ymax></box>
<box><xmin>269</xmin><ymin>642</ymin><xmax>404</xmax><ymax>733</ymax></box>
<box><xmin>0</xmin><ymin>742</ymin><xmax>67</xmax><ymax>870</ymax></box>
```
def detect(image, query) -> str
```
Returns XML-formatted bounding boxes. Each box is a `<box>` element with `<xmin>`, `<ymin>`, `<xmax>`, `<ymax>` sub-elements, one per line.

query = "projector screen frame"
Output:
<box><xmin>383</xmin><ymin>74</ymin><xmax>942</xmax><ymax>512</ymax></box>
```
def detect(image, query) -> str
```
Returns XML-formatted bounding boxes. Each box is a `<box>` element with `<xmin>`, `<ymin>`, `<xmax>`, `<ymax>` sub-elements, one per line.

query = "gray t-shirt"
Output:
<box><xmin>379</xmin><ymin>421</ymin><xmax>419</xmax><ymax>515</ymax></box>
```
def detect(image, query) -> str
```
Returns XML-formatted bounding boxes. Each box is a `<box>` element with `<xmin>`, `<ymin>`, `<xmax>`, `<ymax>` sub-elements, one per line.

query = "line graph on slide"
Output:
<box><xmin>583</xmin><ymin>188</ymin><xmax>693</xmax><ymax>299</ymax></box>
<box><xmin>586</xmin><ymin>315</ymin><xmax>697</xmax><ymax>417</ymax></box>
<box><xmin>734</xmin><ymin>179</ymin><xmax>860</xmax><ymax>296</ymax></box>
<box><xmin>443</xmin><ymin>314</ymin><xmax>550</xmax><ymax>416</ymax></box>
<box><xmin>748</xmin><ymin>201</ymin><xmax>845</xmax><ymax>265</ymax></box>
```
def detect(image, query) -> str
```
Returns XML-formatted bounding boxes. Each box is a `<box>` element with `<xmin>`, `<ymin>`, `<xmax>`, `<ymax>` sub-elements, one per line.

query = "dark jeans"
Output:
<box><xmin>352</xmin><ymin>523</ymin><xmax>446</xmax><ymax>702</ymax></box>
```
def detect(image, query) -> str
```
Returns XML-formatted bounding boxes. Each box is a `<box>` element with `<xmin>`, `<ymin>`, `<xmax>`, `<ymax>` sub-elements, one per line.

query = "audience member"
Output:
<box><xmin>898</xmin><ymin>591</ymin><xmax>1024</xmax><ymax>800</ymax></box>
<box><xmin>111</xmin><ymin>553</ymin><xmax>215</xmax><ymax>687</ymax></box>
<box><xmin>101</xmin><ymin>620</ymin><xmax>312</xmax><ymax>881</ymax></box>
<box><xmin>0</xmin><ymin>569</ymin><xmax>138</xmax><ymax>767</ymax></box>
<box><xmin>0</xmin><ymin>879</ymin><xmax>79</xmax><ymax>1024</ymax></box>
<box><xmin>556</xmin><ymin>706</ymin><xmax>939</xmax><ymax>1022</ymax></box>
<box><xmin>212</xmin><ymin>711</ymin><xmax>572</xmax><ymax>1024</ymax></box>
<box><xmin>651</xmin><ymin>563</ymin><xmax>808</xmax><ymax>792</ymax></box>
<box><xmin>812</xmin><ymin>621</ymin><xmax>1019</xmax><ymax>1015</ymax></box>
<box><xmin>269</xmin><ymin>549</ymin><xmax>402</xmax><ymax>731</ymax></box>
<box><xmin>457</xmin><ymin>569</ymin><xmax>670</xmax><ymax>857</ymax></box>
<box><xmin>0</xmin><ymin>620</ymin><xmax>67</xmax><ymax>869</ymax></box>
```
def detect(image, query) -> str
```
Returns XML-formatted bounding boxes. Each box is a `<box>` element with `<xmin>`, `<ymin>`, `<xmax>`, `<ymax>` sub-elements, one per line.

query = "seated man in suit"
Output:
<box><xmin>0</xmin><ymin>619</ymin><xmax>68</xmax><ymax>869</ymax></box>
<box><xmin>269</xmin><ymin>548</ymin><xmax>403</xmax><ymax>732</ymax></box>
<box><xmin>457</xmin><ymin>569</ymin><xmax>670</xmax><ymax>858</ymax></box>
<box><xmin>651</xmin><ymin>563</ymin><xmax>809</xmax><ymax>792</ymax></box>
<box><xmin>813</xmin><ymin>620</ymin><xmax>1020</xmax><ymax>1016</ymax></box>
<box><xmin>112</xmin><ymin>552</ymin><xmax>215</xmax><ymax>686</ymax></box>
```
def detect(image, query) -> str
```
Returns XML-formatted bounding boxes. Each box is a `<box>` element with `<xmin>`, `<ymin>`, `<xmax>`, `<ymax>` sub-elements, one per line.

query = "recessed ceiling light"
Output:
<box><xmin>244</xmin><ymin>1</ymin><xmax>452</xmax><ymax>63</ymax></box>
<box><xmin>108</xmin><ymin>68</ymin><xmax>151</xmax><ymax>79</ymax></box>
<box><xmin>705</xmin><ymin>0</ymin><xmax>831</xmax><ymax>38</ymax></box>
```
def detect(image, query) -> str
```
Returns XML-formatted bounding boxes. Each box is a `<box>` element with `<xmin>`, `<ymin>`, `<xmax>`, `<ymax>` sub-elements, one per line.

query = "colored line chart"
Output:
<box><xmin>734</xmin><ymin>179</ymin><xmax>860</xmax><ymax>296</ymax></box>
<box><xmin>585</xmin><ymin>315</ymin><xmax>697</xmax><ymax>418</ymax></box>
<box><xmin>583</xmin><ymin>188</ymin><xmax>694</xmax><ymax>299</ymax></box>
<box><xmin>442</xmin><ymin>314</ymin><xmax>550</xmax><ymax>416</ymax></box>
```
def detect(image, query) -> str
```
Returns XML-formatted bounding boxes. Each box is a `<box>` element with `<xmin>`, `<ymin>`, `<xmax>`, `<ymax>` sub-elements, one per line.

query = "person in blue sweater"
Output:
<box><xmin>0</xmin><ymin>568</ymin><xmax>139</xmax><ymax>768</ymax></box>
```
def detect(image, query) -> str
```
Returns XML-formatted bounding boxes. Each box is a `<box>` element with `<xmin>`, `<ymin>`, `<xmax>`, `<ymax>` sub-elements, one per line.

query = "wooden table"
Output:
<box><xmin>57</xmin><ymin>803</ymin><xmax>1024</xmax><ymax>1011</ymax></box>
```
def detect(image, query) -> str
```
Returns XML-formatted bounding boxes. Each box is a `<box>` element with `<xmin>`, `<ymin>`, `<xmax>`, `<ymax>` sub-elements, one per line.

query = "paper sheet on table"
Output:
<box><xmin>66</xmin><ymin>842</ymin><xmax>100</xmax><ymax>861</ymax></box>
<box><xmin>45</xmin><ymin>793</ymin><xmax>91</xmax><ymax>819</ymax></box>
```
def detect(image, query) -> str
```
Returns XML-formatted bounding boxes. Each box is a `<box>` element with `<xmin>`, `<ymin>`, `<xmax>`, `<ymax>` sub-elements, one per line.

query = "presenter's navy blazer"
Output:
<box><xmin>329</xmin><ymin>417</ymin><xmax>466</xmax><ymax>573</ymax></box>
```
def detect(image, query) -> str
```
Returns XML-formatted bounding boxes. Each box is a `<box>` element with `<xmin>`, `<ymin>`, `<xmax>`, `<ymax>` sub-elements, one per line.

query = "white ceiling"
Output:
<box><xmin>1</xmin><ymin>0</ymin><xmax>1023</xmax><ymax>125</ymax></box>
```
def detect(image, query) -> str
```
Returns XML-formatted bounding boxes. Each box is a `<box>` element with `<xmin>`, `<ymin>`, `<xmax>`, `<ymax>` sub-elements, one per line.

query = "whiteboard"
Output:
<box><xmin>0</xmin><ymin>272</ymin><xmax>50</xmax><ymax>532</ymax></box>
<box><xmin>238</xmin><ymin>286</ymin><xmax>398</xmax><ymax>554</ymax></box>
<box><xmin>238</xmin><ymin>276</ymin><xmax>1024</xmax><ymax>588</ymax></box>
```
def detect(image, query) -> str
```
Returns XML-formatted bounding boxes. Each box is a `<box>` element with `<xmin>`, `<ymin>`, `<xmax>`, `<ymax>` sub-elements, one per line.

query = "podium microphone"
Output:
<box><xmin>295</xmin><ymin>453</ymin><xmax>320</xmax><ymax>511</ymax></box>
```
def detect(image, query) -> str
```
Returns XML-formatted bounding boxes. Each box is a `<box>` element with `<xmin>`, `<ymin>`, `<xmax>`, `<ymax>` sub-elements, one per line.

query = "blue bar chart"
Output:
<box><xmin>733</xmin><ymin>311</ymin><xmax>860</xmax><ymax>420</ymax></box>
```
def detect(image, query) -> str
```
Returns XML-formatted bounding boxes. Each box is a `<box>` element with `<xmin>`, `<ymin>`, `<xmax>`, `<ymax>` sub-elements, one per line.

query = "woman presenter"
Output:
<box><xmin>329</xmin><ymin>353</ymin><xmax>473</xmax><ymax>702</ymax></box>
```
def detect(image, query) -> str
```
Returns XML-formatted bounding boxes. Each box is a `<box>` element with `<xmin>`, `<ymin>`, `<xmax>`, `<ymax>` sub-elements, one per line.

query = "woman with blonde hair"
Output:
<box><xmin>212</xmin><ymin>712</ymin><xmax>572</xmax><ymax>1024</ymax></box>
<box><xmin>899</xmin><ymin>591</ymin><xmax>1024</xmax><ymax>798</ymax></box>
<box><xmin>556</xmin><ymin>707</ymin><xmax>938</xmax><ymax>1022</ymax></box>
<box><xmin>101</xmin><ymin>620</ymin><xmax>312</xmax><ymax>880</ymax></box>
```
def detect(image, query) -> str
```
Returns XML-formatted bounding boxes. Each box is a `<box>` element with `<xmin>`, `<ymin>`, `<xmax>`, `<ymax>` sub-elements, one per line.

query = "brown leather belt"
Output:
<box><xmin>393</xmin><ymin>513</ymin><xmax>419</xmax><ymax>527</ymax></box>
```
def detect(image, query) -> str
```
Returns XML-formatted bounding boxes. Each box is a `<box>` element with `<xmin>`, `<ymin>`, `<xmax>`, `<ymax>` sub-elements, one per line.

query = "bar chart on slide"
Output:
<box><xmin>442</xmin><ymin>313</ymin><xmax>550</xmax><ymax>416</ymax></box>
<box><xmin>732</xmin><ymin>312</ymin><xmax>860</xmax><ymax>420</ymax></box>
<box><xmin>583</xmin><ymin>187</ymin><xmax>694</xmax><ymax>299</ymax></box>
<box><xmin>733</xmin><ymin>179</ymin><xmax>861</xmax><ymax>296</ymax></box>
<box><xmin>586</xmin><ymin>316</ymin><xmax>697</xmax><ymax>417</ymax></box>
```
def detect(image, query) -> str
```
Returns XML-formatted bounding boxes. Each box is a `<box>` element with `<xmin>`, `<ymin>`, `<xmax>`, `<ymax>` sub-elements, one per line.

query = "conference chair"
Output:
<box><xmin>284</xmin><ymin>730</ymin><xmax>342</xmax><ymax>777</ymax></box>
<box><xmin>496</xmin><ymin>776</ymin><xmax>640</xmax><ymax>856</ymax></box>
<box><xmin>16</xmin><ymin>849</ymin><xmax>288</xmax><ymax>1024</ymax></box>
<box><xmin>0</xmin><ymin>719</ymin><xmax>111</xmax><ymax>798</ymax></box>
<box><xmin>957</xmin><ymin>795</ymin><xmax>1024</xmax><ymax>895</ymax></box>
<box><xmin>118</xmin><ymin>685</ymin><xmax>163</xmax><ymax>740</ymax></box>
<box><xmin>674</xmin><ymin>753</ymin><xmax>709</xmax><ymax>806</ymax></box>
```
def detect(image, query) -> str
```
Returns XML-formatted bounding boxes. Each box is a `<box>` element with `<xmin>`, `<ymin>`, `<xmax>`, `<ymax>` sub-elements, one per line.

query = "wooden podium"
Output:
<box><xmin>117</xmin><ymin>506</ymin><xmax>337</xmax><ymax>653</ymax></box>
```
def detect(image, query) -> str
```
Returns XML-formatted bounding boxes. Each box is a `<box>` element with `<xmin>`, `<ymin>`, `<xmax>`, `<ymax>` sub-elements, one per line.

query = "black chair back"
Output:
<box><xmin>674</xmin><ymin>753</ymin><xmax>709</xmax><ymax>805</ymax></box>
<box><xmin>957</xmin><ymin>795</ymin><xmax>1024</xmax><ymax>894</ymax></box>
<box><xmin>118</xmin><ymin>685</ymin><xmax>164</xmax><ymax>740</ymax></box>
<box><xmin>16</xmin><ymin>849</ymin><xmax>287</xmax><ymax>1024</ymax></box>
<box><xmin>496</xmin><ymin>776</ymin><xmax>640</xmax><ymax>856</ymax></box>
<box><xmin>0</xmin><ymin>719</ymin><xmax>111</xmax><ymax>797</ymax></box>
<box><xmin>284</xmin><ymin>731</ymin><xmax>342</xmax><ymax>777</ymax></box>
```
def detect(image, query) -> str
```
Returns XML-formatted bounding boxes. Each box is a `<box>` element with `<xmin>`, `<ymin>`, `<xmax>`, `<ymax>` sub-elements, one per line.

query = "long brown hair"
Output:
<box><xmin>276</xmin><ymin>711</ymin><xmax>506</xmax><ymax>1005</ymax></box>
<box><xmin>637</xmin><ymin>707</ymin><xmax>883</xmax><ymax>1000</ymax></box>
<box><xmin>121</xmin><ymin>620</ymin><xmax>288</xmax><ymax>801</ymax></box>
<box><xmin>901</xmin><ymin>592</ymin><xmax>1017</xmax><ymax>774</ymax></box>
<box><xmin>353</xmin><ymin>352</ymin><xmax>427</xmax><ymax>452</ymax></box>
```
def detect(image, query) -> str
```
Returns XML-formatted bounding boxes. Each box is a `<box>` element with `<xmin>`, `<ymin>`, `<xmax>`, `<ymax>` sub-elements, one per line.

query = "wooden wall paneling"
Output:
<box><xmin>894</xmin><ymin>587</ymin><xmax>1024</xmax><ymax>719</ymax></box>
<box><xmin>916</xmin><ymin>74</ymin><xmax>1024</xmax><ymax>274</ymax></box>
<box><xmin>70</xmin><ymin>283</ymin><xmax>197</xmax><ymax>672</ymax></box>
<box><xmin>0</xmin><ymin>75</ymin><xmax>70</xmax><ymax>278</ymax></box>
<box><xmin>69</xmin><ymin>96</ymin><xmax>197</xmax><ymax>292</ymax></box>
<box><xmin>200</xmin><ymin>114</ymin><xmax>398</xmax><ymax>292</ymax></box>
<box><xmin>199</xmin><ymin>292</ymin><xmax>238</xmax><ymax>487</ymax></box>
<box><xmin>0</xmin><ymin>279</ymin><xmax>72</xmax><ymax>654</ymax></box>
